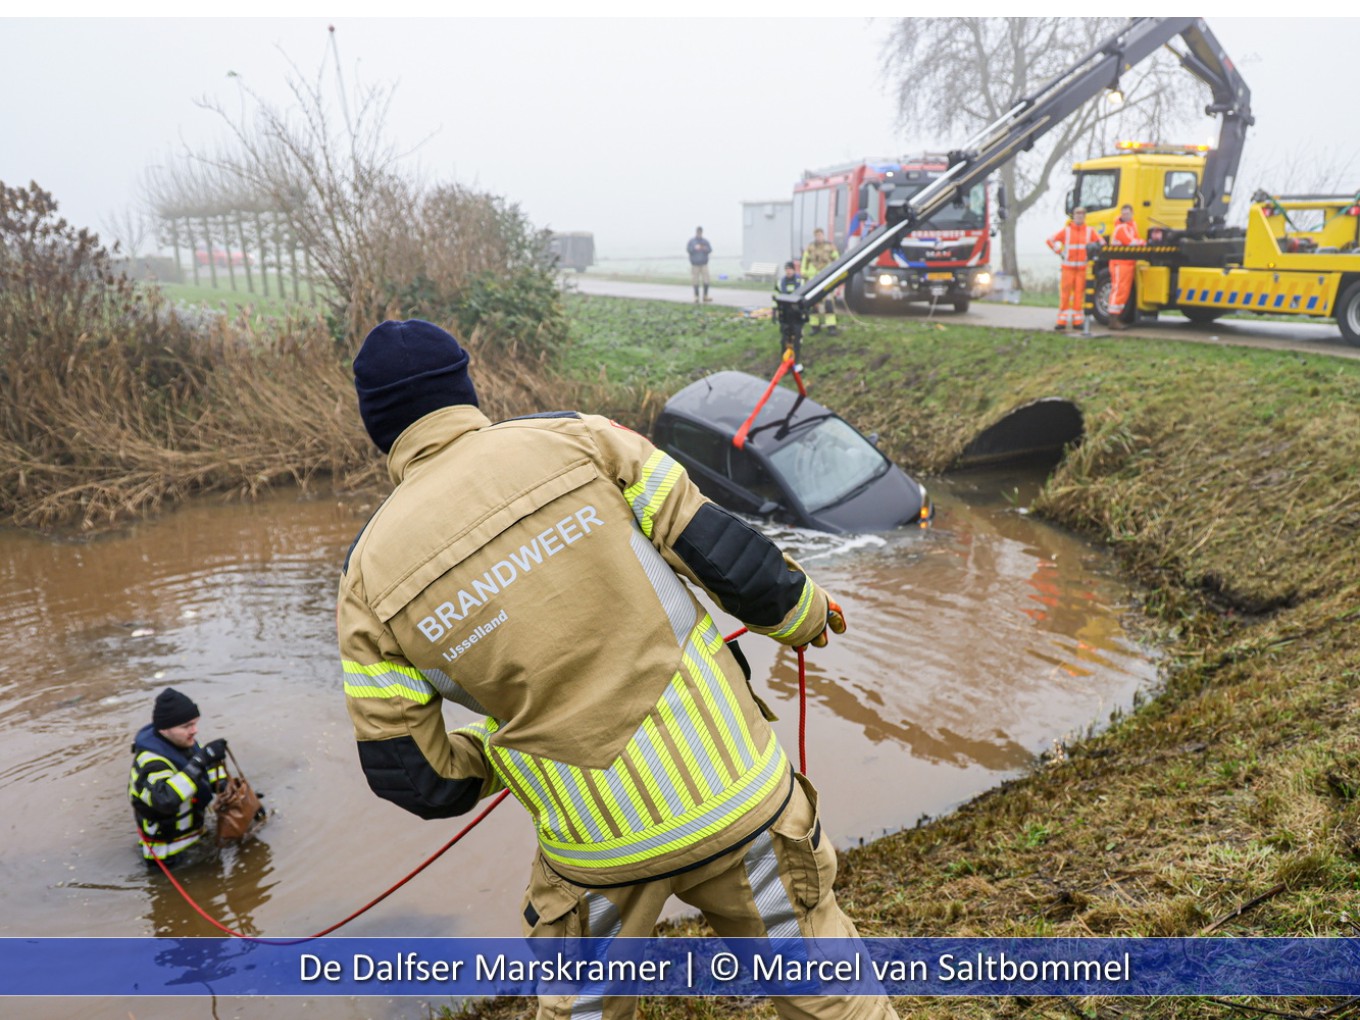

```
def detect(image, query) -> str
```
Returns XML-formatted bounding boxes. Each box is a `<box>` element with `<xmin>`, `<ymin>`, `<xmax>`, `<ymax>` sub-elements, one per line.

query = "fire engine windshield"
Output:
<box><xmin>890</xmin><ymin>180</ymin><xmax>987</xmax><ymax>230</ymax></box>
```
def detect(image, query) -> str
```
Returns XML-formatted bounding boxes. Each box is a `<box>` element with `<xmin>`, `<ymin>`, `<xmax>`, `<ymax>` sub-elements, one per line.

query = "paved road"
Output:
<box><xmin>569</xmin><ymin>276</ymin><xmax>1360</xmax><ymax>362</ymax></box>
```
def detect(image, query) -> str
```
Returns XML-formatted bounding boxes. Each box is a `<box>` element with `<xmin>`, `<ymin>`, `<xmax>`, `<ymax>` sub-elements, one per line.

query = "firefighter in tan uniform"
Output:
<box><xmin>338</xmin><ymin>319</ymin><xmax>897</xmax><ymax>1020</ymax></box>
<box><xmin>800</xmin><ymin>228</ymin><xmax>841</xmax><ymax>336</ymax></box>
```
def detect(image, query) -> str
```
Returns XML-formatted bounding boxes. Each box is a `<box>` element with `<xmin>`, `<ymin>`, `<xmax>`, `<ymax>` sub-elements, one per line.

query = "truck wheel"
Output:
<box><xmin>1337</xmin><ymin>280</ymin><xmax>1360</xmax><ymax>346</ymax></box>
<box><xmin>847</xmin><ymin>275</ymin><xmax>871</xmax><ymax>315</ymax></box>
<box><xmin>953</xmin><ymin>297</ymin><xmax>971</xmax><ymax>314</ymax></box>
<box><xmin>1180</xmin><ymin>306</ymin><xmax>1223</xmax><ymax>325</ymax></box>
<box><xmin>1092</xmin><ymin>269</ymin><xmax>1135</xmax><ymax>326</ymax></box>
<box><xmin>1092</xmin><ymin>270</ymin><xmax>1114</xmax><ymax>325</ymax></box>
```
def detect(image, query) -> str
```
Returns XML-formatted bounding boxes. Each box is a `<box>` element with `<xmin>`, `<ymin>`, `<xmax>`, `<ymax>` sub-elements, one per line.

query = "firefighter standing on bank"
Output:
<box><xmin>338</xmin><ymin>319</ymin><xmax>897</xmax><ymax>1020</ymax></box>
<box><xmin>1106</xmin><ymin>203</ymin><xmax>1145</xmax><ymax>330</ymax></box>
<box><xmin>1046</xmin><ymin>206</ymin><xmax>1103</xmax><ymax>330</ymax></box>
<box><xmin>800</xmin><ymin>227</ymin><xmax>841</xmax><ymax>335</ymax></box>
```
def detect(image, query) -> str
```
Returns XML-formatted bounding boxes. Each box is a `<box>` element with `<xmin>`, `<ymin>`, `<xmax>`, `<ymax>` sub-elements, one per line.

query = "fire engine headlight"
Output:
<box><xmin>976</xmin><ymin>272</ymin><xmax>992</xmax><ymax>287</ymax></box>
<box><xmin>877</xmin><ymin>274</ymin><xmax>895</xmax><ymax>288</ymax></box>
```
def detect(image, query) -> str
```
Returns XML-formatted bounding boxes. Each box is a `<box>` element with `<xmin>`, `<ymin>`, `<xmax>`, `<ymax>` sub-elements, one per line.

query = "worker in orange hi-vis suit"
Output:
<box><xmin>1046</xmin><ymin>206</ymin><xmax>1103</xmax><ymax>330</ymax></box>
<box><xmin>1106</xmin><ymin>204</ymin><xmax>1145</xmax><ymax>330</ymax></box>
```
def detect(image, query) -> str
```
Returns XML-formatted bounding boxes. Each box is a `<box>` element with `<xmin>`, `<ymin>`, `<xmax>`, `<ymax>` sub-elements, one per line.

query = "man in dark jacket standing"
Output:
<box><xmin>128</xmin><ymin>688</ymin><xmax>228</xmax><ymax>864</ymax></box>
<box><xmin>338</xmin><ymin>319</ymin><xmax>896</xmax><ymax>1020</ymax></box>
<box><xmin>686</xmin><ymin>226</ymin><xmax>713</xmax><ymax>303</ymax></box>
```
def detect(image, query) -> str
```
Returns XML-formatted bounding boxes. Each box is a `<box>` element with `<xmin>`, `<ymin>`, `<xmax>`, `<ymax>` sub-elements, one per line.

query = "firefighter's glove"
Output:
<box><xmin>809</xmin><ymin>600</ymin><xmax>847</xmax><ymax>649</ymax></box>
<box><xmin>184</xmin><ymin>738</ymin><xmax>226</xmax><ymax>782</ymax></box>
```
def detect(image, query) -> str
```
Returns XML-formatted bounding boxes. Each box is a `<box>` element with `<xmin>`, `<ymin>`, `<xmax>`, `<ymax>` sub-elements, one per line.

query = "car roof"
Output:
<box><xmin>661</xmin><ymin>371</ymin><xmax>836</xmax><ymax>444</ymax></box>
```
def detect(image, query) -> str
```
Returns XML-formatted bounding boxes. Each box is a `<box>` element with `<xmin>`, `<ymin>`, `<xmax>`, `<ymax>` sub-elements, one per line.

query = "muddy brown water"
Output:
<box><xmin>0</xmin><ymin>469</ymin><xmax>1158</xmax><ymax>1018</ymax></box>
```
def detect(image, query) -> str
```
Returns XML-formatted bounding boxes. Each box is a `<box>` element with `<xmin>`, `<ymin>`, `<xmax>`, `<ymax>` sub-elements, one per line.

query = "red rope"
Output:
<box><xmin>140</xmin><ymin>789</ymin><xmax>510</xmax><ymax>944</ymax></box>
<box><xmin>797</xmin><ymin>653</ymin><xmax>808</xmax><ymax>774</ymax></box>
<box><xmin>147</xmin><ymin>631</ymin><xmax>810</xmax><ymax>939</ymax></box>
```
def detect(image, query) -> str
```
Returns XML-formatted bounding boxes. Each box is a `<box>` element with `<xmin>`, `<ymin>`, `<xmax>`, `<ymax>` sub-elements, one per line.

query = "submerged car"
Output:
<box><xmin>653</xmin><ymin>371</ymin><xmax>932</xmax><ymax>534</ymax></box>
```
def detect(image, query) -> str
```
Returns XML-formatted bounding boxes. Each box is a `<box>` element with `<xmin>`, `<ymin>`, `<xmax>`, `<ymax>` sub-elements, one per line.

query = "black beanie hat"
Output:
<box><xmin>354</xmin><ymin>319</ymin><xmax>480</xmax><ymax>454</ymax></box>
<box><xmin>153</xmin><ymin>688</ymin><xmax>200</xmax><ymax>730</ymax></box>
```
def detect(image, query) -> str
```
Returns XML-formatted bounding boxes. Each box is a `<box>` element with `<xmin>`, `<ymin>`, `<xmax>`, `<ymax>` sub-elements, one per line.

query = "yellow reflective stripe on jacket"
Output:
<box><xmin>140</xmin><ymin>831</ymin><xmax>202</xmax><ymax>859</ymax></box>
<box><xmin>540</xmin><ymin>734</ymin><xmax>788</xmax><ymax>869</ymax></box>
<box><xmin>682</xmin><ymin>619</ymin><xmax>756</xmax><ymax>771</ymax></box>
<box><xmin>130</xmin><ymin>752</ymin><xmax>195</xmax><ymax>805</ymax></box>
<box><xmin>130</xmin><ymin>751</ymin><xmax>211</xmax><ymax>838</ymax></box>
<box><xmin>167</xmin><ymin>771</ymin><xmax>196</xmax><ymax>801</ymax></box>
<box><xmin>342</xmin><ymin>659</ymin><xmax>436</xmax><ymax>704</ymax></box>
<box><xmin>769</xmin><ymin>576</ymin><xmax>815</xmax><ymax>640</ymax></box>
<box><xmin>452</xmin><ymin>720</ymin><xmax>507</xmax><ymax>797</ymax></box>
<box><xmin>623</xmin><ymin>450</ymin><xmax>683</xmax><ymax>539</ymax></box>
<box><xmin>466</xmin><ymin>619</ymin><xmax>781</xmax><ymax>872</ymax></box>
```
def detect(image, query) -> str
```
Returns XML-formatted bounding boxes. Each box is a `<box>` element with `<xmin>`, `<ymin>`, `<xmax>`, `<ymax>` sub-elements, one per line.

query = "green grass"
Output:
<box><xmin>154</xmin><ymin>280</ymin><xmax>323</xmax><ymax>317</ymax></box>
<box><xmin>581</xmin><ymin>270</ymin><xmax>775</xmax><ymax>291</ymax></box>
<box><xmin>446</xmin><ymin>293</ymin><xmax>1360</xmax><ymax>1020</ymax></box>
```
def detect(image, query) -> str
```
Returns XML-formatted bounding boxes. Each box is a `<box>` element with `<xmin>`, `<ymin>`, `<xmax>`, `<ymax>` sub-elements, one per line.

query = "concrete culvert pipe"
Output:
<box><xmin>956</xmin><ymin>398</ymin><xmax>1084</xmax><ymax>470</ymax></box>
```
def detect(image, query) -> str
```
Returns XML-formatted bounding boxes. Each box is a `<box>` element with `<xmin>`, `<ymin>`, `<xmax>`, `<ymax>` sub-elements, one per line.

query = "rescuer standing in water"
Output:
<box><xmin>128</xmin><ymin>688</ymin><xmax>228</xmax><ymax>865</ymax></box>
<box><xmin>337</xmin><ymin>319</ymin><xmax>897</xmax><ymax>1020</ymax></box>
<box><xmin>1047</xmin><ymin>206</ymin><xmax>1102</xmax><ymax>330</ymax></box>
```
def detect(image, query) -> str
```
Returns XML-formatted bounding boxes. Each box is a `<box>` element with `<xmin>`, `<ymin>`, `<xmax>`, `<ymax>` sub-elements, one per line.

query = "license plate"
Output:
<box><xmin>926</xmin><ymin>272</ymin><xmax>953</xmax><ymax>281</ymax></box>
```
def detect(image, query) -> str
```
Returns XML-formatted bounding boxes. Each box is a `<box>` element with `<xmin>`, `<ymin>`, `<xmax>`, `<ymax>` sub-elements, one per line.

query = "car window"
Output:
<box><xmin>668</xmin><ymin>419</ymin><xmax>729</xmax><ymax>475</ymax></box>
<box><xmin>729</xmin><ymin>449</ymin><xmax>783</xmax><ymax>505</ymax></box>
<box><xmin>767</xmin><ymin>417</ymin><xmax>889</xmax><ymax>513</ymax></box>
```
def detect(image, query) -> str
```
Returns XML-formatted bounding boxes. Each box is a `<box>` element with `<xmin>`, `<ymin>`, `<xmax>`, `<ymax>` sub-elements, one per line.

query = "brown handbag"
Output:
<box><xmin>213</xmin><ymin>748</ymin><xmax>266</xmax><ymax>845</ymax></box>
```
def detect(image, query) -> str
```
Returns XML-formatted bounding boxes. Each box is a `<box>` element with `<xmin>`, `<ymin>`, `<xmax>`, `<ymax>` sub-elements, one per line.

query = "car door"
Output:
<box><xmin>658</xmin><ymin>417</ymin><xmax>782</xmax><ymax>518</ymax></box>
<box><xmin>657</xmin><ymin>417</ymin><xmax>753</xmax><ymax>511</ymax></box>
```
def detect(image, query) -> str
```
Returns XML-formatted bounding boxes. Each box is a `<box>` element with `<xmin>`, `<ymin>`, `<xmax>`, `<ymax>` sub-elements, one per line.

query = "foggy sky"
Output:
<box><xmin>3</xmin><ymin>16</ymin><xmax>1359</xmax><ymax>261</ymax></box>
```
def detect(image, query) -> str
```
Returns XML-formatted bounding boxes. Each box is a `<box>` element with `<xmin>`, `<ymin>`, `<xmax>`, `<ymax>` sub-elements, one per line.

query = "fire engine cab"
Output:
<box><xmin>793</xmin><ymin>156</ymin><xmax>999</xmax><ymax>314</ymax></box>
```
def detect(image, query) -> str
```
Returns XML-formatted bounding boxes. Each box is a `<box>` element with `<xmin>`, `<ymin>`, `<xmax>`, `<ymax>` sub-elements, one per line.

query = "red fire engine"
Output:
<box><xmin>792</xmin><ymin>155</ymin><xmax>999</xmax><ymax>313</ymax></box>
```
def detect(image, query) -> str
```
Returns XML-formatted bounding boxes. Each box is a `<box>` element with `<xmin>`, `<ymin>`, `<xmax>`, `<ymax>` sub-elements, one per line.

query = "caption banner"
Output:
<box><xmin>5</xmin><ymin>937</ymin><xmax>1360</xmax><ymax>997</ymax></box>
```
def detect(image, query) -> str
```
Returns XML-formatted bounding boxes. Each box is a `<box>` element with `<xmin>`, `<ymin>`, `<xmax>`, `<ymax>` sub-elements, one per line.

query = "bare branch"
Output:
<box><xmin>881</xmin><ymin>17</ymin><xmax>1208</xmax><ymax>276</ymax></box>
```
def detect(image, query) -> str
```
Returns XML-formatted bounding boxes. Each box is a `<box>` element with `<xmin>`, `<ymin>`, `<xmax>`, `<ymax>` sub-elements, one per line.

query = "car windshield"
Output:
<box><xmin>766</xmin><ymin>417</ymin><xmax>890</xmax><ymax>513</ymax></box>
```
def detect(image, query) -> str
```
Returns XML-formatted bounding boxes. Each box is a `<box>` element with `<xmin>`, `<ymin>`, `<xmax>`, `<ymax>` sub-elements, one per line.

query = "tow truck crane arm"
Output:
<box><xmin>775</xmin><ymin>17</ymin><xmax>1253</xmax><ymax>333</ymax></box>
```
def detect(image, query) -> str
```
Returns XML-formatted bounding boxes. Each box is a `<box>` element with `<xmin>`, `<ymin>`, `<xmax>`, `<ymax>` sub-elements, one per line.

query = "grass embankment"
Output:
<box><xmin>455</xmin><ymin>296</ymin><xmax>1360</xmax><ymax>1020</ymax></box>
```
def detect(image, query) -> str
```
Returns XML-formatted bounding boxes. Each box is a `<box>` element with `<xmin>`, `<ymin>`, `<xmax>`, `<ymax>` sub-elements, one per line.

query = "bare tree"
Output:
<box><xmin>1235</xmin><ymin>146</ymin><xmax>1359</xmax><ymax>214</ymax></box>
<box><xmin>101</xmin><ymin>203</ymin><xmax>150</xmax><ymax>259</ymax></box>
<box><xmin>188</xmin><ymin>29</ymin><xmax>421</xmax><ymax>340</ymax></box>
<box><xmin>882</xmin><ymin>17</ymin><xmax>1206</xmax><ymax>280</ymax></box>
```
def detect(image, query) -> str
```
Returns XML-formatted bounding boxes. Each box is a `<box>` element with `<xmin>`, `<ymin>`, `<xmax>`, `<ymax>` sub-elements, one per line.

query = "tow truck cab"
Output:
<box><xmin>1066</xmin><ymin>143</ymin><xmax>1211</xmax><ymax>241</ymax></box>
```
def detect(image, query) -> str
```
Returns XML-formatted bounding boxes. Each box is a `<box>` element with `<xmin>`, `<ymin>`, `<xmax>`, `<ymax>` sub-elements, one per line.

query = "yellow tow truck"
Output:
<box><xmin>776</xmin><ymin>18</ymin><xmax>1360</xmax><ymax>349</ymax></box>
<box><xmin>1079</xmin><ymin>142</ymin><xmax>1360</xmax><ymax>344</ymax></box>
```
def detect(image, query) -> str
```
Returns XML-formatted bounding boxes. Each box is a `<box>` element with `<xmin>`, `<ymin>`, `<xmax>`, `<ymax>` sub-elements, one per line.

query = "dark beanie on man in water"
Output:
<box><xmin>152</xmin><ymin>688</ymin><xmax>200</xmax><ymax>730</ymax></box>
<box><xmin>353</xmin><ymin>319</ymin><xmax>480</xmax><ymax>454</ymax></box>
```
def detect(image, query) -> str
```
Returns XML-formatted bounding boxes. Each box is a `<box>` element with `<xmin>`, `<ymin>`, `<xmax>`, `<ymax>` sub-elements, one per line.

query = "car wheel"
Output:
<box><xmin>953</xmin><ymin>297</ymin><xmax>971</xmax><ymax>314</ymax></box>
<box><xmin>1336</xmin><ymin>280</ymin><xmax>1360</xmax><ymax>346</ymax></box>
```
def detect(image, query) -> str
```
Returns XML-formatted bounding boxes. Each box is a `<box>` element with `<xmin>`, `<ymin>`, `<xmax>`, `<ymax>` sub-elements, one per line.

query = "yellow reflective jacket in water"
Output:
<box><xmin>337</xmin><ymin>406</ymin><xmax>830</xmax><ymax>886</ymax></box>
<box><xmin>128</xmin><ymin>725</ymin><xmax>226</xmax><ymax>860</ymax></box>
